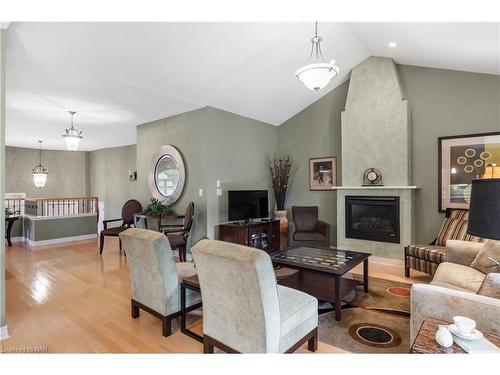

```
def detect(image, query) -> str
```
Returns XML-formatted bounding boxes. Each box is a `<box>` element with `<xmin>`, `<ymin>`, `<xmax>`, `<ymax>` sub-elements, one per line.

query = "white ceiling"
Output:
<box><xmin>5</xmin><ymin>22</ymin><xmax>500</xmax><ymax>151</ymax></box>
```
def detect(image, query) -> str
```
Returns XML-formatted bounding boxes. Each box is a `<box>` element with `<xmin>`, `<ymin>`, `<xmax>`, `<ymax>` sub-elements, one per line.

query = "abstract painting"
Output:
<box><xmin>438</xmin><ymin>132</ymin><xmax>500</xmax><ymax>211</ymax></box>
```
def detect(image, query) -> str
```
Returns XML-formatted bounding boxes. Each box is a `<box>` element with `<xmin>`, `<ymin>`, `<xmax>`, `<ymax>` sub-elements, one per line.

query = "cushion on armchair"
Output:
<box><xmin>293</xmin><ymin>231</ymin><xmax>326</xmax><ymax>242</ymax></box>
<box><xmin>292</xmin><ymin>206</ymin><xmax>319</xmax><ymax>232</ymax></box>
<box><xmin>406</xmin><ymin>244</ymin><xmax>446</xmax><ymax>263</ymax></box>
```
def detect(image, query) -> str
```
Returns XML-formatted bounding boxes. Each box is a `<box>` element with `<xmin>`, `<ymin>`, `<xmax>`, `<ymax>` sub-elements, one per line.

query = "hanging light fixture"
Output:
<box><xmin>32</xmin><ymin>140</ymin><xmax>48</xmax><ymax>188</ymax></box>
<box><xmin>62</xmin><ymin>111</ymin><xmax>83</xmax><ymax>151</ymax></box>
<box><xmin>295</xmin><ymin>22</ymin><xmax>339</xmax><ymax>91</ymax></box>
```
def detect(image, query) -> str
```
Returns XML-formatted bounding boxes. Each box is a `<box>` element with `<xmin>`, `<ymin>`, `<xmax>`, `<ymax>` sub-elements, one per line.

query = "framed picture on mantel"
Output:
<box><xmin>309</xmin><ymin>156</ymin><xmax>337</xmax><ymax>190</ymax></box>
<box><xmin>438</xmin><ymin>131</ymin><xmax>500</xmax><ymax>212</ymax></box>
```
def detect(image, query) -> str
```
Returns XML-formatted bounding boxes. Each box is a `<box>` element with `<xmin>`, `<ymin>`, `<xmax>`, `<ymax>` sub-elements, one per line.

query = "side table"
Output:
<box><xmin>411</xmin><ymin>317</ymin><xmax>500</xmax><ymax>353</ymax></box>
<box><xmin>181</xmin><ymin>275</ymin><xmax>203</xmax><ymax>343</ymax></box>
<box><xmin>5</xmin><ymin>216</ymin><xmax>20</xmax><ymax>247</ymax></box>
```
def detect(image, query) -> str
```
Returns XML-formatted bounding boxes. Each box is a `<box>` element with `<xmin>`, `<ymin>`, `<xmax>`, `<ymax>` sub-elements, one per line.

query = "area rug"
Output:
<box><xmin>318</xmin><ymin>276</ymin><xmax>412</xmax><ymax>353</ymax></box>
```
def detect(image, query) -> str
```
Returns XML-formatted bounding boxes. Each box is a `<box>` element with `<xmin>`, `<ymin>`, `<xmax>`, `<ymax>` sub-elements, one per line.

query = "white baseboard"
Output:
<box><xmin>9</xmin><ymin>236</ymin><xmax>24</xmax><ymax>243</ymax></box>
<box><xmin>0</xmin><ymin>325</ymin><xmax>9</xmax><ymax>341</ymax></box>
<box><xmin>26</xmin><ymin>233</ymin><xmax>97</xmax><ymax>247</ymax></box>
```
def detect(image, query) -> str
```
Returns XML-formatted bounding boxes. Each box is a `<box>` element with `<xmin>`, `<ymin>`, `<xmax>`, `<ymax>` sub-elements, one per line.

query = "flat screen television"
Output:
<box><xmin>228</xmin><ymin>190</ymin><xmax>269</xmax><ymax>222</ymax></box>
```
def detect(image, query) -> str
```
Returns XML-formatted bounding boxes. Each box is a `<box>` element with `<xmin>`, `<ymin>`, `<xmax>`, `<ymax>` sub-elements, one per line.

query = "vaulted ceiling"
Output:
<box><xmin>5</xmin><ymin>22</ymin><xmax>500</xmax><ymax>150</ymax></box>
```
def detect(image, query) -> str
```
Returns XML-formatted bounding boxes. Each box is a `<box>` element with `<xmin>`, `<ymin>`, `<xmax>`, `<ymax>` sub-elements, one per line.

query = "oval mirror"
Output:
<box><xmin>148</xmin><ymin>145</ymin><xmax>186</xmax><ymax>206</ymax></box>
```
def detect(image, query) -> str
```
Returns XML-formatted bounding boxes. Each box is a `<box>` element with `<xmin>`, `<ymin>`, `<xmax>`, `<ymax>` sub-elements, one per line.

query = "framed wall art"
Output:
<box><xmin>438</xmin><ymin>131</ymin><xmax>500</xmax><ymax>212</ymax></box>
<box><xmin>309</xmin><ymin>156</ymin><xmax>337</xmax><ymax>190</ymax></box>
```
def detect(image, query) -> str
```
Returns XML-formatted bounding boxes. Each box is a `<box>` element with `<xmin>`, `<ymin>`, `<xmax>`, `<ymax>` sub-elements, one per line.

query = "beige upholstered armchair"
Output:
<box><xmin>191</xmin><ymin>239</ymin><xmax>319</xmax><ymax>353</ymax></box>
<box><xmin>410</xmin><ymin>240</ymin><xmax>500</xmax><ymax>344</ymax></box>
<box><xmin>119</xmin><ymin>228</ymin><xmax>202</xmax><ymax>336</ymax></box>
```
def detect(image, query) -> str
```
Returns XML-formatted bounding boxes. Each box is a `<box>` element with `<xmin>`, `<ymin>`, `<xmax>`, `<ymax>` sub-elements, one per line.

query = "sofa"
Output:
<box><xmin>289</xmin><ymin>206</ymin><xmax>330</xmax><ymax>248</ymax></box>
<box><xmin>405</xmin><ymin>208</ymin><xmax>484</xmax><ymax>276</ymax></box>
<box><xmin>410</xmin><ymin>239</ymin><xmax>500</xmax><ymax>344</ymax></box>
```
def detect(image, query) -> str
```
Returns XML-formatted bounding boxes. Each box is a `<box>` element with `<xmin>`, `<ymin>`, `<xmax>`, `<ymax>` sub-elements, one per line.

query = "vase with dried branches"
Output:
<box><xmin>270</xmin><ymin>155</ymin><xmax>293</xmax><ymax>234</ymax></box>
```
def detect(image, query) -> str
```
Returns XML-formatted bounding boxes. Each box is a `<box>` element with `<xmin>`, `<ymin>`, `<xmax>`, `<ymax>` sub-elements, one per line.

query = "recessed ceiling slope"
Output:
<box><xmin>347</xmin><ymin>23</ymin><xmax>500</xmax><ymax>75</ymax></box>
<box><xmin>5</xmin><ymin>22</ymin><xmax>500</xmax><ymax>150</ymax></box>
<box><xmin>5</xmin><ymin>22</ymin><xmax>369</xmax><ymax>150</ymax></box>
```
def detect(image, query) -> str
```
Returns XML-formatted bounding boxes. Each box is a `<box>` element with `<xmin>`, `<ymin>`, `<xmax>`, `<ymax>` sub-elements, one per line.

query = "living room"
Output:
<box><xmin>1</xmin><ymin>1</ymin><xmax>499</xmax><ymax>373</ymax></box>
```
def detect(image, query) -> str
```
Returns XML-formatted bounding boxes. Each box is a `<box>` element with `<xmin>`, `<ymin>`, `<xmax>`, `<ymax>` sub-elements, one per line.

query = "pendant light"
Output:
<box><xmin>32</xmin><ymin>140</ymin><xmax>48</xmax><ymax>188</ymax></box>
<box><xmin>62</xmin><ymin>111</ymin><xmax>83</xmax><ymax>151</ymax></box>
<box><xmin>295</xmin><ymin>22</ymin><xmax>339</xmax><ymax>91</ymax></box>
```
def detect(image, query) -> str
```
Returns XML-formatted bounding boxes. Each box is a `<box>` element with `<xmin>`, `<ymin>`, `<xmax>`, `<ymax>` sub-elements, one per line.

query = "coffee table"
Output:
<box><xmin>270</xmin><ymin>246</ymin><xmax>371</xmax><ymax>321</ymax></box>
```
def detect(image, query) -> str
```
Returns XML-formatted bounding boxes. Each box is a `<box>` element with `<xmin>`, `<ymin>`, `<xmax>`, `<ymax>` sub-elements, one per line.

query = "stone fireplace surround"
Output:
<box><xmin>335</xmin><ymin>57</ymin><xmax>417</xmax><ymax>260</ymax></box>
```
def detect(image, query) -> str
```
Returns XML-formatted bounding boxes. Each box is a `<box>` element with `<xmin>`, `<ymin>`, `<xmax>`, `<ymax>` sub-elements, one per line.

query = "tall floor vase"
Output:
<box><xmin>273</xmin><ymin>210</ymin><xmax>288</xmax><ymax>235</ymax></box>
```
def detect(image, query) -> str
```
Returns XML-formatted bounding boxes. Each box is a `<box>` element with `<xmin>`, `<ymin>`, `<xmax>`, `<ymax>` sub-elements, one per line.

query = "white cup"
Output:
<box><xmin>453</xmin><ymin>316</ymin><xmax>476</xmax><ymax>336</ymax></box>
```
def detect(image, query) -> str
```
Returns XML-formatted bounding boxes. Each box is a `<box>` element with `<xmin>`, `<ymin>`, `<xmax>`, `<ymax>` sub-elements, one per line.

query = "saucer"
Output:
<box><xmin>447</xmin><ymin>324</ymin><xmax>484</xmax><ymax>341</ymax></box>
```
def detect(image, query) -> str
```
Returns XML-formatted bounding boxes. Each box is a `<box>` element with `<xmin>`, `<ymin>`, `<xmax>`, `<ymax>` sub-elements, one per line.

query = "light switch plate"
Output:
<box><xmin>216</xmin><ymin>180</ymin><xmax>221</xmax><ymax>188</ymax></box>
<box><xmin>199</xmin><ymin>188</ymin><xmax>203</xmax><ymax>197</ymax></box>
<box><xmin>216</xmin><ymin>188</ymin><xmax>222</xmax><ymax>196</ymax></box>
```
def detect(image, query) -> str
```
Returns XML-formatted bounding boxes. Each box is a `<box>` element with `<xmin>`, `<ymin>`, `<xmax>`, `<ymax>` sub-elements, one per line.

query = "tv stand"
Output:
<box><xmin>219</xmin><ymin>220</ymin><xmax>280</xmax><ymax>253</ymax></box>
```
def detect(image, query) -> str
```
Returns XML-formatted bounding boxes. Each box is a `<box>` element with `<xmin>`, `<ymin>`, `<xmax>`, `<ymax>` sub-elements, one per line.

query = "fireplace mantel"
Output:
<box><xmin>332</xmin><ymin>186</ymin><xmax>418</xmax><ymax>190</ymax></box>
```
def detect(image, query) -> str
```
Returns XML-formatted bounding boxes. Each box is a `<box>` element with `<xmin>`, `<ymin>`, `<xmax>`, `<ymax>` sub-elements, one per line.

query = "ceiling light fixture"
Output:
<box><xmin>32</xmin><ymin>140</ymin><xmax>48</xmax><ymax>188</ymax></box>
<box><xmin>388</xmin><ymin>41</ymin><xmax>397</xmax><ymax>48</ymax></box>
<box><xmin>62</xmin><ymin>111</ymin><xmax>83</xmax><ymax>151</ymax></box>
<box><xmin>295</xmin><ymin>22</ymin><xmax>339</xmax><ymax>91</ymax></box>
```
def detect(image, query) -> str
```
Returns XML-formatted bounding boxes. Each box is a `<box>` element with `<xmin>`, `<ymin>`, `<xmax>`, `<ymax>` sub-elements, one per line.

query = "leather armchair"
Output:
<box><xmin>289</xmin><ymin>206</ymin><xmax>330</xmax><ymax>247</ymax></box>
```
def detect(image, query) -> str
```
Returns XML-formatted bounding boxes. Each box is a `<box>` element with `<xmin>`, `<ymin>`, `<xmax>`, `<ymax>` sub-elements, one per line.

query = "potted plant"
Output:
<box><xmin>269</xmin><ymin>155</ymin><xmax>293</xmax><ymax>234</ymax></box>
<box><xmin>144</xmin><ymin>198</ymin><xmax>174</xmax><ymax>217</ymax></box>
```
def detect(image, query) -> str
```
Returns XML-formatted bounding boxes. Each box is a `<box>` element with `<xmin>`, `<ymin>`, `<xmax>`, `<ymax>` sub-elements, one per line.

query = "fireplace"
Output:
<box><xmin>345</xmin><ymin>196</ymin><xmax>400</xmax><ymax>244</ymax></box>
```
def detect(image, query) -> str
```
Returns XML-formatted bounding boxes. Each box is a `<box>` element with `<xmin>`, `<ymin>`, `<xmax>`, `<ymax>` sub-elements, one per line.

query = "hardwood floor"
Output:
<box><xmin>1</xmin><ymin>238</ymin><xmax>431</xmax><ymax>353</ymax></box>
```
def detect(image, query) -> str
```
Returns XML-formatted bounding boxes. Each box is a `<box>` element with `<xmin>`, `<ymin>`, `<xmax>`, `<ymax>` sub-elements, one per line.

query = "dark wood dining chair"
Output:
<box><xmin>99</xmin><ymin>199</ymin><xmax>143</xmax><ymax>255</ymax></box>
<box><xmin>162</xmin><ymin>202</ymin><xmax>194</xmax><ymax>262</ymax></box>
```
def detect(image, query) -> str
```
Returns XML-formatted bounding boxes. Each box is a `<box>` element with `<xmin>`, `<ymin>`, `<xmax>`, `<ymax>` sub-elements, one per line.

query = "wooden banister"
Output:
<box><xmin>5</xmin><ymin>196</ymin><xmax>99</xmax><ymax>218</ymax></box>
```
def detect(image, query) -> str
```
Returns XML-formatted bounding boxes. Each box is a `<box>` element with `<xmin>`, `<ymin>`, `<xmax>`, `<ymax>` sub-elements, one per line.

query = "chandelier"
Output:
<box><xmin>295</xmin><ymin>22</ymin><xmax>339</xmax><ymax>91</ymax></box>
<box><xmin>62</xmin><ymin>111</ymin><xmax>83</xmax><ymax>151</ymax></box>
<box><xmin>32</xmin><ymin>140</ymin><xmax>48</xmax><ymax>188</ymax></box>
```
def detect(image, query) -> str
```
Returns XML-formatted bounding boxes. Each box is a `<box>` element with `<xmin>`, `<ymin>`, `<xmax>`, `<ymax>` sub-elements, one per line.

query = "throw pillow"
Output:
<box><xmin>449</xmin><ymin>209</ymin><xmax>469</xmax><ymax>221</ymax></box>
<box><xmin>463</xmin><ymin>232</ymin><xmax>486</xmax><ymax>243</ymax></box>
<box><xmin>436</xmin><ymin>218</ymin><xmax>469</xmax><ymax>246</ymax></box>
<box><xmin>470</xmin><ymin>240</ymin><xmax>500</xmax><ymax>275</ymax></box>
<box><xmin>477</xmin><ymin>273</ymin><xmax>500</xmax><ymax>299</ymax></box>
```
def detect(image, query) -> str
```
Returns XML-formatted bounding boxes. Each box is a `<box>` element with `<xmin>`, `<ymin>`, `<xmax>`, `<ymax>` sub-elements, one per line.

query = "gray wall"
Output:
<box><xmin>137</xmin><ymin>106</ymin><xmax>278</xmax><ymax>244</ymax></box>
<box><xmin>278</xmin><ymin>80</ymin><xmax>349</xmax><ymax>244</ymax></box>
<box><xmin>89</xmin><ymin>144</ymin><xmax>137</xmax><ymax>220</ymax></box>
<box><xmin>24</xmin><ymin>215</ymin><xmax>97</xmax><ymax>241</ymax></box>
<box><xmin>278</xmin><ymin>64</ymin><xmax>500</xmax><ymax>245</ymax></box>
<box><xmin>5</xmin><ymin>146</ymin><xmax>89</xmax><ymax>198</ymax></box>
<box><xmin>398</xmin><ymin>65</ymin><xmax>500</xmax><ymax>243</ymax></box>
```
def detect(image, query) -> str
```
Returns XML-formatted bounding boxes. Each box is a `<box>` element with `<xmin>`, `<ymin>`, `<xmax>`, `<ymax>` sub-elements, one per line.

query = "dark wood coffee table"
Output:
<box><xmin>270</xmin><ymin>246</ymin><xmax>370</xmax><ymax>321</ymax></box>
<box><xmin>181</xmin><ymin>275</ymin><xmax>203</xmax><ymax>343</ymax></box>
